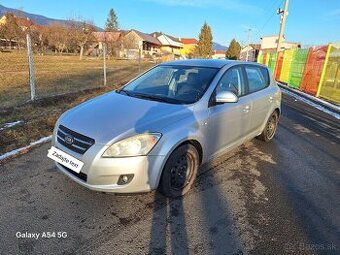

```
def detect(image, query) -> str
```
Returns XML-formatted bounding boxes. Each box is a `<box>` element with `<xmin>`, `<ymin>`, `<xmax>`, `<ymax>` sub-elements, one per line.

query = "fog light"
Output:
<box><xmin>117</xmin><ymin>174</ymin><xmax>134</xmax><ymax>185</ymax></box>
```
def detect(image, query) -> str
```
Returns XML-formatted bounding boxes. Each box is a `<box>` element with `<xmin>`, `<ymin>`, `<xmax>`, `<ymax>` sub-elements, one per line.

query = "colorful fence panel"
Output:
<box><xmin>263</xmin><ymin>53</ymin><xmax>268</xmax><ymax>66</ymax></box>
<box><xmin>288</xmin><ymin>48</ymin><xmax>309</xmax><ymax>89</ymax></box>
<box><xmin>317</xmin><ymin>44</ymin><xmax>340</xmax><ymax>103</ymax></box>
<box><xmin>274</xmin><ymin>51</ymin><xmax>284</xmax><ymax>80</ymax></box>
<box><xmin>257</xmin><ymin>52</ymin><xmax>263</xmax><ymax>64</ymax></box>
<box><xmin>268</xmin><ymin>52</ymin><xmax>277</xmax><ymax>74</ymax></box>
<box><xmin>256</xmin><ymin>44</ymin><xmax>339</xmax><ymax>104</ymax></box>
<box><xmin>300</xmin><ymin>45</ymin><xmax>328</xmax><ymax>96</ymax></box>
<box><xmin>280</xmin><ymin>49</ymin><xmax>295</xmax><ymax>83</ymax></box>
<box><xmin>265</xmin><ymin>53</ymin><xmax>270</xmax><ymax>66</ymax></box>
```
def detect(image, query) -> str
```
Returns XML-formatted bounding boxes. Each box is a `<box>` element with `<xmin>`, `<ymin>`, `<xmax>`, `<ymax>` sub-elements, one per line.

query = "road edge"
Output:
<box><xmin>0</xmin><ymin>136</ymin><xmax>51</xmax><ymax>164</ymax></box>
<box><xmin>277</xmin><ymin>82</ymin><xmax>340</xmax><ymax>115</ymax></box>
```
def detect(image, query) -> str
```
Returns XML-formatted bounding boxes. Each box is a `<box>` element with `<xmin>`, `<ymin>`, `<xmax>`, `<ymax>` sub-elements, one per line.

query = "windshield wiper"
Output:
<box><xmin>117</xmin><ymin>90</ymin><xmax>183</xmax><ymax>104</ymax></box>
<box><xmin>116</xmin><ymin>89</ymin><xmax>132</xmax><ymax>96</ymax></box>
<box><xmin>134</xmin><ymin>93</ymin><xmax>185</xmax><ymax>104</ymax></box>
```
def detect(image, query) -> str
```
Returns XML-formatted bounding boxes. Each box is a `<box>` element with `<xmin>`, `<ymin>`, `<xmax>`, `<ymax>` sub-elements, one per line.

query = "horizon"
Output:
<box><xmin>0</xmin><ymin>0</ymin><xmax>339</xmax><ymax>46</ymax></box>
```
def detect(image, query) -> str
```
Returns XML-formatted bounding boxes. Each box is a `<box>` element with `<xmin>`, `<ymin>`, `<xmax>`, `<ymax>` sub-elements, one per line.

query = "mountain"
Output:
<box><xmin>213</xmin><ymin>42</ymin><xmax>228</xmax><ymax>51</ymax></box>
<box><xmin>0</xmin><ymin>4</ymin><xmax>103</xmax><ymax>31</ymax></box>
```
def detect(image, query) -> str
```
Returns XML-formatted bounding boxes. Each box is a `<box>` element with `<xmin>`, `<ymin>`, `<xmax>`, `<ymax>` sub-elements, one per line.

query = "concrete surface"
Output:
<box><xmin>0</xmin><ymin>93</ymin><xmax>339</xmax><ymax>255</ymax></box>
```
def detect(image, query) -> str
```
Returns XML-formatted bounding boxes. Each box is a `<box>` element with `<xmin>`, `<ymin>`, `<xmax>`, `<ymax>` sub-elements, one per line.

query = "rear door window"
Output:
<box><xmin>244</xmin><ymin>66</ymin><xmax>269</xmax><ymax>93</ymax></box>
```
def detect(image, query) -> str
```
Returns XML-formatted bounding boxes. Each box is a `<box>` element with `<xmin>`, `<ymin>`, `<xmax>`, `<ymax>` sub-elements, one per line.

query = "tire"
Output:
<box><xmin>258</xmin><ymin>111</ymin><xmax>279</xmax><ymax>142</ymax></box>
<box><xmin>159</xmin><ymin>144</ymin><xmax>199</xmax><ymax>198</ymax></box>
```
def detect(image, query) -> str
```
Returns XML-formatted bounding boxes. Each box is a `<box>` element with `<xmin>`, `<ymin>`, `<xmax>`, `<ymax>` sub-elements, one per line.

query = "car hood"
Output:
<box><xmin>59</xmin><ymin>91</ymin><xmax>195</xmax><ymax>144</ymax></box>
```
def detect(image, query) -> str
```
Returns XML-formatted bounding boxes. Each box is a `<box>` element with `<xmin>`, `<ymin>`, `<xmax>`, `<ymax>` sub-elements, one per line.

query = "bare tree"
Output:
<box><xmin>68</xmin><ymin>19</ymin><xmax>96</xmax><ymax>59</ymax></box>
<box><xmin>46</xmin><ymin>23</ymin><xmax>68</xmax><ymax>54</ymax></box>
<box><xmin>122</xmin><ymin>33</ymin><xmax>139</xmax><ymax>59</ymax></box>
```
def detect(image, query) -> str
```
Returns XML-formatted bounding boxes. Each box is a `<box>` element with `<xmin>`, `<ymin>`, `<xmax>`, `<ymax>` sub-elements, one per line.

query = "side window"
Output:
<box><xmin>245</xmin><ymin>66</ymin><xmax>269</xmax><ymax>93</ymax></box>
<box><xmin>216</xmin><ymin>67</ymin><xmax>245</xmax><ymax>96</ymax></box>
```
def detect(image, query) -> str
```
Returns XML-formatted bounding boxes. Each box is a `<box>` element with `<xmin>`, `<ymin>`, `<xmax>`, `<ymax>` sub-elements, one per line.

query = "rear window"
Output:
<box><xmin>245</xmin><ymin>66</ymin><xmax>270</xmax><ymax>93</ymax></box>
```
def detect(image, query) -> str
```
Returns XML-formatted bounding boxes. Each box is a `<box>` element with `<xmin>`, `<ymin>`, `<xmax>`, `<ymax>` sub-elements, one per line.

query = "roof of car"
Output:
<box><xmin>160</xmin><ymin>59</ymin><xmax>239</xmax><ymax>68</ymax></box>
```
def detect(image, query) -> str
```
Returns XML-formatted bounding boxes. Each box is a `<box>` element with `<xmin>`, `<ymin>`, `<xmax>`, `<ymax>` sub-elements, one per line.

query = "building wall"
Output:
<box><xmin>212</xmin><ymin>53</ymin><xmax>225</xmax><ymax>59</ymax></box>
<box><xmin>0</xmin><ymin>15</ymin><xmax>7</xmax><ymax>25</ymax></box>
<box><xmin>161</xmin><ymin>45</ymin><xmax>181</xmax><ymax>56</ymax></box>
<box><xmin>180</xmin><ymin>44</ymin><xmax>196</xmax><ymax>57</ymax></box>
<box><xmin>261</xmin><ymin>36</ymin><xmax>300</xmax><ymax>51</ymax></box>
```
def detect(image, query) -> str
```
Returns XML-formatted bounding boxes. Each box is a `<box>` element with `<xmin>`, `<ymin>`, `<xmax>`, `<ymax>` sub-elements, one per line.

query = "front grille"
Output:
<box><xmin>57</xmin><ymin>125</ymin><xmax>95</xmax><ymax>154</ymax></box>
<box><xmin>58</xmin><ymin>163</ymin><xmax>87</xmax><ymax>182</ymax></box>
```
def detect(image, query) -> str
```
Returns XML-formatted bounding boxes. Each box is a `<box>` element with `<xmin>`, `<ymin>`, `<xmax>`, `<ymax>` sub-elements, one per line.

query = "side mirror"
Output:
<box><xmin>214</xmin><ymin>91</ymin><xmax>239</xmax><ymax>104</ymax></box>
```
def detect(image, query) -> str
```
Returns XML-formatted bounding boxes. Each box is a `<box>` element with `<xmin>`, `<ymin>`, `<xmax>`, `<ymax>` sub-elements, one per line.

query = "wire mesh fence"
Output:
<box><xmin>0</xmin><ymin>38</ymin><xmax>155</xmax><ymax>109</ymax></box>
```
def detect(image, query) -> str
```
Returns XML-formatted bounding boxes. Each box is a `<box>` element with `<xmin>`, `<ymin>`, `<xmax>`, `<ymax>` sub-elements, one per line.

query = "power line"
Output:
<box><xmin>254</xmin><ymin>0</ymin><xmax>284</xmax><ymax>40</ymax></box>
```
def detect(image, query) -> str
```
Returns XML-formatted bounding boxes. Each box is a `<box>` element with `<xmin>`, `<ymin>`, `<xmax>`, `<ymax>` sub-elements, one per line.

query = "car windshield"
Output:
<box><xmin>117</xmin><ymin>65</ymin><xmax>219</xmax><ymax>104</ymax></box>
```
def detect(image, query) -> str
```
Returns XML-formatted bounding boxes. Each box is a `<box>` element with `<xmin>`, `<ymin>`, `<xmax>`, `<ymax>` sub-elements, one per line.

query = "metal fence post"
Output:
<box><xmin>103</xmin><ymin>43</ymin><xmax>107</xmax><ymax>86</ymax></box>
<box><xmin>138</xmin><ymin>41</ymin><xmax>142</xmax><ymax>73</ymax></box>
<box><xmin>26</xmin><ymin>33</ymin><xmax>36</xmax><ymax>100</ymax></box>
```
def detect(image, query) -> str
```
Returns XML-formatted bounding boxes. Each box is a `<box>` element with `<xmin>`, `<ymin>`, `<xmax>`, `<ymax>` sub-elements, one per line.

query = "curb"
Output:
<box><xmin>277</xmin><ymin>82</ymin><xmax>340</xmax><ymax>114</ymax></box>
<box><xmin>0</xmin><ymin>136</ymin><xmax>52</xmax><ymax>164</ymax></box>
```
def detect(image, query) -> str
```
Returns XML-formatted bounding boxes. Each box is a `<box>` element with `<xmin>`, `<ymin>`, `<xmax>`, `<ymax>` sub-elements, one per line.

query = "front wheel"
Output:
<box><xmin>258</xmin><ymin>111</ymin><xmax>279</xmax><ymax>142</ymax></box>
<box><xmin>159</xmin><ymin>144</ymin><xmax>199</xmax><ymax>198</ymax></box>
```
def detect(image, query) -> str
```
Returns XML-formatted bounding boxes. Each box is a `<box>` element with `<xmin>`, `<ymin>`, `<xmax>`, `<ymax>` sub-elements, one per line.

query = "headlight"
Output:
<box><xmin>102</xmin><ymin>133</ymin><xmax>161</xmax><ymax>157</ymax></box>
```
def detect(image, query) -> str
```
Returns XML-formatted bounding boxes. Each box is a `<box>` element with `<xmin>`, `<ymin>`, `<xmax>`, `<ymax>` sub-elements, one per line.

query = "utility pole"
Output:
<box><xmin>276</xmin><ymin>0</ymin><xmax>289</xmax><ymax>52</ymax></box>
<box><xmin>246</xmin><ymin>28</ymin><xmax>252</xmax><ymax>61</ymax></box>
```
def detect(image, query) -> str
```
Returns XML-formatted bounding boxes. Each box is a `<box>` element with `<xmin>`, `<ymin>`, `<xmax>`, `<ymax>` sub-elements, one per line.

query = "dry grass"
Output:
<box><xmin>0</xmin><ymin>52</ymin><xmax>156</xmax><ymax>155</ymax></box>
<box><xmin>0</xmin><ymin>52</ymin><xmax>155</xmax><ymax>108</ymax></box>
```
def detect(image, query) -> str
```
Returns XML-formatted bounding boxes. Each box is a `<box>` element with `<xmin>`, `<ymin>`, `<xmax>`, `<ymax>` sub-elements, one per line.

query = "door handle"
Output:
<box><xmin>269</xmin><ymin>96</ymin><xmax>274</xmax><ymax>103</ymax></box>
<box><xmin>243</xmin><ymin>105</ymin><xmax>250</xmax><ymax>113</ymax></box>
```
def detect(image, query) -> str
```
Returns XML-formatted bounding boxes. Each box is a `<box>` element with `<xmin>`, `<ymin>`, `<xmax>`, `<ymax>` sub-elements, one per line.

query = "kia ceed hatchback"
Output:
<box><xmin>48</xmin><ymin>59</ymin><xmax>281</xmax><ymax>197</ymax></box>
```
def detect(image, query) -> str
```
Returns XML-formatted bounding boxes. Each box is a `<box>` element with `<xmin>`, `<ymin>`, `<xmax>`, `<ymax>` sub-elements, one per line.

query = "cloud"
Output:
<box><xmin>139</xmin><ymin>0</ymin><xmax>262</xmax><ymax>13</ymax></box>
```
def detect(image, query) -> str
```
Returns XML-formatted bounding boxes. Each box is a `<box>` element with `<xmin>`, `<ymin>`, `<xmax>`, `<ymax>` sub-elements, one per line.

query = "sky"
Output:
<box><xmin>1</xmin><ymin>0</ymin><xmax>339</xmax><ymax>46</ymax></box>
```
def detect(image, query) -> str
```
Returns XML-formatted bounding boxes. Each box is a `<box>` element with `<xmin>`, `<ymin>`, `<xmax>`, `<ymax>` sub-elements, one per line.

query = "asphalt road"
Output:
<box><xmin>0</xmin><ymin>93</ymin><xmax>339</xmax><ymax>255</ymax></box>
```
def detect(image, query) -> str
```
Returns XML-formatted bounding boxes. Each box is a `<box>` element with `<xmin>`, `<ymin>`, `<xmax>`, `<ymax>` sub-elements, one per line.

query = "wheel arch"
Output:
<box><xmin>155</xmin><ymin>138</ymin><xmax>203</xmax><ymax>189</ymax></box>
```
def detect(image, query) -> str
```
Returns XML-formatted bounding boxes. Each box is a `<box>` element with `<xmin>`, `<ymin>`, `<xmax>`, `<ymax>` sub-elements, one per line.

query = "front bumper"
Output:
<box><xmin>53</xmin><ymin>141</ymin><xmax>166</xmax><ymax>193</ymax></box>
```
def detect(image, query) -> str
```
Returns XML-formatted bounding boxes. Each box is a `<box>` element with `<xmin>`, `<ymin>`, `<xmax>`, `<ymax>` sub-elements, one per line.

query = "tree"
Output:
<box><xmin>46</xmin><ymin>23</ymin><xmax>68</xmax><ymax>54</ymax></box>
<box><xmin>197</xmin><ymin>22</ymin><xmax>213</xmax><ymax>59</ymax></box>
<box><xmin>0</xmin><ymin>12</ymin><xmax>23</xmax><ymax>49</ymax></box>
<box><xmin>105</xmin><ymin>8</ymin><xmax>119</xmax><ymax>32</ymax></box>
<box><xmin>225</xmin><ymin>39</ymin><xmax>241</xmax><ymax>60</ymax></box>
<box><xmin>68</xmin><ymin>19</ymin><xmax>96</xmax><ymax>59</ymax></box>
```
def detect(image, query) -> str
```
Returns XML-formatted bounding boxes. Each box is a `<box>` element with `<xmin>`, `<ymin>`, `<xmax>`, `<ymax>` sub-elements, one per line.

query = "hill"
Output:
<box><xmin>213</xmin><ymin>42</ymin><xmax>228</xmax><ymax>51</ymax></box>
<box><xmin>0</xmin><ymin>4</ymin><xmax>103</xmax><ymax>31</ymax></box>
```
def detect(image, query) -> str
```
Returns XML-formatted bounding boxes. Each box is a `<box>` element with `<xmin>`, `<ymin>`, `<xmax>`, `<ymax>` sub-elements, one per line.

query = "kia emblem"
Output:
<box><xmin>65</xmin><ymin>135</ymin><xmax>74</xmax><ymax>145</ymax></box>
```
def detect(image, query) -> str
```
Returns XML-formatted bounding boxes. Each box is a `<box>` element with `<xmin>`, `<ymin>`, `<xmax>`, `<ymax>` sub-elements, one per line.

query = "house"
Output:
<box><xmin>260</xmin><ymin>35</ymin><xmax>300</xmax><ymax>52</ymax></box>
<box><xmin>179</xmin><ymin>38</ymin><xmax>198</xmax><ymax>58</ymax></box>
<box><xmin>121</xmin><ymin>29</ymin><xmax>161</xmax><ymax>59</ymax></box>
<box><xmin>91</xmin><ymin>31</ymin><xmax>123</xmax><ymax>56</ymax></box>
<box><xmin>212</xmin><ymin>50</ymin><xmax>226</xmax><ymax>59</ymax></box>
<box><xmin>150</xmin><ymin>32</ymin><xmax>183</xmax><ymax>59</ymax></box>
<box><xmin>240</xmin><ymin>44</ymin><xmax>261</xmax><ymax>62</ymax></box>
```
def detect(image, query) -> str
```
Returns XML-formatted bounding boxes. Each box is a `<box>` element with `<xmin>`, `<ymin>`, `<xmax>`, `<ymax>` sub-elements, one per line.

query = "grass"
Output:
<box><xmin>0</xmin><ymin>52</ymin><xmax>155</xmax><ymax>156</ymax></box>
<box><xmin>0</xmin><ymin>52</ymin><xmax>155</xmax><ymax>108</ymax></box>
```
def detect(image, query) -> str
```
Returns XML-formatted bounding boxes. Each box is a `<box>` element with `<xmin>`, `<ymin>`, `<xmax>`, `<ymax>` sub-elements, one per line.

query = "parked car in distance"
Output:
<box><xmin>48</xmin><ymin>59</ymin><xmax>281</xmax><ymax>197</ymax></box>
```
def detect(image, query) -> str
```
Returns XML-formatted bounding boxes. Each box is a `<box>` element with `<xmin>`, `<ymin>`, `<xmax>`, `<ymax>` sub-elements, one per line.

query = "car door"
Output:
<box><xmin>243</xmin><ymin>65</ymin><xmax>274</xmax><ymax>135</ymax></box>
<box><xmin>206</xmin><ymin>66</ymin><xmax>253</xmax><ymax>157</ymax></box>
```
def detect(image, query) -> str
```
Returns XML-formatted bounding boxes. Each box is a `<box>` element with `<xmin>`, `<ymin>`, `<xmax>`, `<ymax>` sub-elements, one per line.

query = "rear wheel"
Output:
<box><xmin>258</xmin><ymin>111</ymin><xmax>279</xmax><ymax>142</ymax></box>
<box><xmin>159</xmin><ymin>144</ymin><xmax>199</xmax><ymax>198</ymax></box>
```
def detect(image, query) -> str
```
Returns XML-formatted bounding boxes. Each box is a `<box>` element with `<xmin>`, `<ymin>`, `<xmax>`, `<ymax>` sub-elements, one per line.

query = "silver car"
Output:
<box><xmin>48</xmin><ymin>59</ymin><xmax>281</xmax><ymax>197</ymax></box>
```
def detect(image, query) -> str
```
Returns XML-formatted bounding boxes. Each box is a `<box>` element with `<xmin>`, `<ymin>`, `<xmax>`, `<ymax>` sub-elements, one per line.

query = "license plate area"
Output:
<box><xmin>47</xmin><ymin>146</ymin><xmax>84</xmax><ymax>173</ymax></box>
